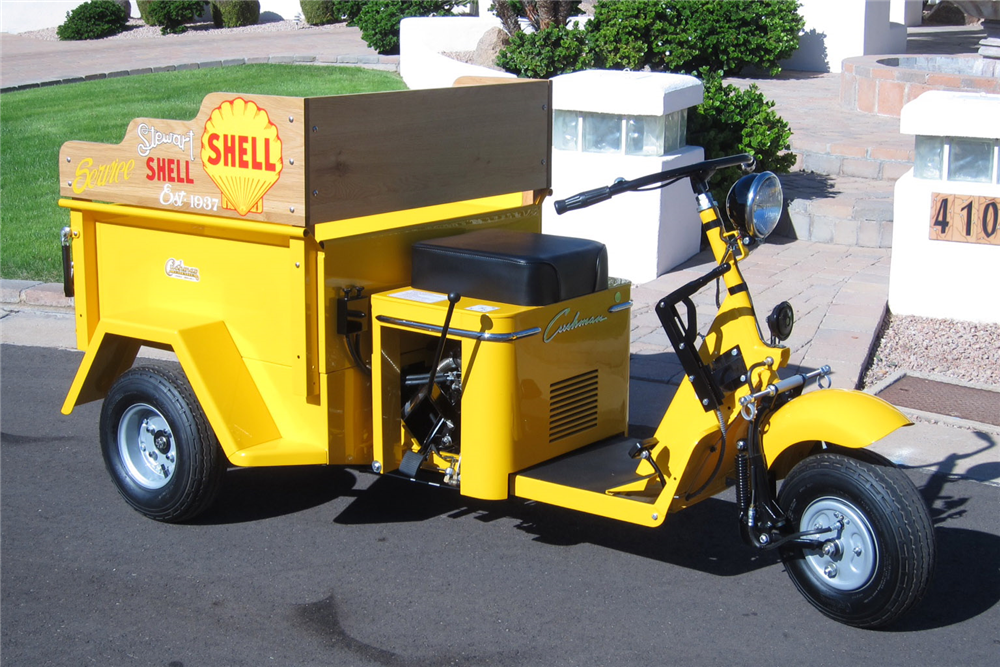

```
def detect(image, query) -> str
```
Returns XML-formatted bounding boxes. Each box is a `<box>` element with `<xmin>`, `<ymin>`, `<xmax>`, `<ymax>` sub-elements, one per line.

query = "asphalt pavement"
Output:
<box><xmin>2</xmin><ymin>344</ymin><xmax>998</xmax><ymax>666</ymax></box>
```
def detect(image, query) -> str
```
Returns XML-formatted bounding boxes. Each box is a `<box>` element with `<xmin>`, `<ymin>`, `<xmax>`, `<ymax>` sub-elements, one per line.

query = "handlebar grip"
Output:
<box><xmin>554</xmin><ymin>186</ymin><xmax>612</xmax><ymax>214</ymax></box>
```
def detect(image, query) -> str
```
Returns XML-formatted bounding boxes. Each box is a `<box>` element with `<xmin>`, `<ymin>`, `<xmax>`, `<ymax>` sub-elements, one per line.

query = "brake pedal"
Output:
<box><xmin>399</xmin><ymin>450</ymin><xmax>427</xmax><ymax>478</ymax></box>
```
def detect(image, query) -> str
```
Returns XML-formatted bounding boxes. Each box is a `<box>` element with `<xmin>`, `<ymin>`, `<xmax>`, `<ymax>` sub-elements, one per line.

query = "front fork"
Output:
<box><xmin>735</xmin><ymin>366</ymin><xmax>833</xmax><ymax>550</ymax></box>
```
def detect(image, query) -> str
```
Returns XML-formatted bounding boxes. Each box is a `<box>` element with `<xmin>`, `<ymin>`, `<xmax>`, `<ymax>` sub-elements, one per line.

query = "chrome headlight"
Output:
<box><xmin>726</xmin><ymin>171</ymin><xmax>783</xmax><ymax>239</ymax></box>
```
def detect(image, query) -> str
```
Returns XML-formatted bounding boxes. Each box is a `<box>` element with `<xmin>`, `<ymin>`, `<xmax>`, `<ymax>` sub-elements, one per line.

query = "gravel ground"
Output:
<box><xmin>863</xmin><ymin>314</ymin><xmax>1000</xmax><ymax>389</ymax></box>
<box><xmin>18</xmin><ymin>17</ymin><xmax>335</xmax><ymax>41</ymax></box>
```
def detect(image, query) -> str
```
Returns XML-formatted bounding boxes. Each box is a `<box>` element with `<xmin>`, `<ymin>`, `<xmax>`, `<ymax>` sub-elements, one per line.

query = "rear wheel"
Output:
<box><xmin>777</xmin><ymin>451</ymin><xmax>935</xmax><ymax>628</ymax></box>
<box><xmin>100</xmin><ymin>363</ymin><xmax>225</xmax><ymax>522</ymax></box>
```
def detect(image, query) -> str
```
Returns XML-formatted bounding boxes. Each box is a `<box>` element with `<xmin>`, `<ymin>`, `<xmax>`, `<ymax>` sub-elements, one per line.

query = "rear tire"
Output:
<box><xmin>100</xmin><ymin>363</ymin><xmax>225</xmax><ymax>522</ymax></box>
<box><xmin>777</xmin><ymin>451</ymin><xmax>935</xmax><ymax>628</ymax></box>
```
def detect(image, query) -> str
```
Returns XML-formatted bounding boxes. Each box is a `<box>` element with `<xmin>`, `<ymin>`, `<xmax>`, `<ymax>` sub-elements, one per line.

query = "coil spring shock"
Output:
<box><xmin>735</xmin><ymin>439</ymin><xmax>750</xmax><ymax>515</ymax></box>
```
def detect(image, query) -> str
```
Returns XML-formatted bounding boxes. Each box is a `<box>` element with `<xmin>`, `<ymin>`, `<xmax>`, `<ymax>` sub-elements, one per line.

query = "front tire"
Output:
<box><xmin>777</xmin><ymin>451</ymin><xmax>935</xmax><ymax>628</ymax></box>
<box><xmin>100</xmin><ymin>363</ymin><xmax>225</xmax><ymax>522</ymax></box>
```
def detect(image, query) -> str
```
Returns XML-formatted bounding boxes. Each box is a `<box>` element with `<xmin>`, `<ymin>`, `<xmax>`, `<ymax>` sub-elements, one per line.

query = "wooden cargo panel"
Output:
<box><xmin>60</xmin><ymin>93</ymin><xmax>307</xmax><ymax>226</ymax></box>
<box><xmin>59</xmin><ymin>81</ymin><xmax>552</xmax><ymax>228</ymax></box>
<box><xmin>304</xmin><ymin>80</ymin><xmax>551</xmax><ymax>224</ymax></box>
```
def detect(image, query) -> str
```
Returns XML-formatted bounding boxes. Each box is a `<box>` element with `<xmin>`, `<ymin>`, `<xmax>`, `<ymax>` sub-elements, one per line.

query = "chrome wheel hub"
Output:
<box><xmin>118</xmin><ymin>404</ymin><xmax>176</xmax><ymax>489</ymax></box>
<box><xmin>799</xmin><ymin>496</ymin><xmax>879</xmax><ymax>591</ymax></box>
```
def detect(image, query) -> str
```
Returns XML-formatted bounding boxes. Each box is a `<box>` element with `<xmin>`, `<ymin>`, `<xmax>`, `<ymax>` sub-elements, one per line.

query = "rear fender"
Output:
<box><xmin>62</xmin><ymin>314</ymin><xmax>281</xmax><ymax>460</ymax></box>
<box><xmin>760</xmin><ymin>388</ymin><xmax>911</xmax><ymax>475</ymax></box>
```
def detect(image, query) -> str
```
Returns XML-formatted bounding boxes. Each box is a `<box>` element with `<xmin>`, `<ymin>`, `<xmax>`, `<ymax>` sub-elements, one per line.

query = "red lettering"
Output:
<box><xmin>250</xmin><ymin>137</ymin><xmax>263</xmax><ymax>170</ymax></box>
<box><xmin>156</xmin><ymin>157</ymin><xmax>167</xmax><ymax>181</ymax></box>
<box><xmin>167</xmin><ymin>159</ymin><xmax>176</xmax><ymax>182</ymax></box>
<box><xmin>183</xmin><ymin>160</ymin><xmax>194</xmax><ymax>184</ymax></box>
<box><xmin>265</xmin><ymin>138</ymin><xmax>276</xmax><ymax>172</ymax></box>
<box><xmin>238</xmin><ymin>135</ymin><xmax>249</xmax><ymax>169</ymax></box>
<box><xmin>146</xmin><ymin>157</ymin><xmax>156</xmax><ymax>181</ymax></box>
<box><xmin>207</xmin><ymin>133</ymin><xmax>221</xmax><ymax>166</ymax></box>
<box><xmin>223</xmin><ymin>134</ymin><xmax>237</xmax><ymax>168</ymax></box>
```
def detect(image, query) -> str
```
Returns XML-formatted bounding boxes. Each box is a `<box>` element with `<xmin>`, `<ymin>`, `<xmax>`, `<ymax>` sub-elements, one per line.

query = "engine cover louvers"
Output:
<box><xmin>549</xmin><ymin>370</ymin><xmax>598</xmax><ymax>443</ymax></box>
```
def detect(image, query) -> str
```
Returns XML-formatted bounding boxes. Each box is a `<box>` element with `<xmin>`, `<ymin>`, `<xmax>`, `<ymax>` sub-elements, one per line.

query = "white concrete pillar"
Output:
<box><xmin>783</xmin><ymin>0</ymin><xmax>907</xmax><ymax>73</ymax></box>
<box><xmin>890</xmin><ymin>91</ymin><xmax>1000</xmax><ymax>324</ymax></box>
<box><xmin>545</xmin><ymin>70</ymin><xmax>705</xmax><ymax>284</ymax></box>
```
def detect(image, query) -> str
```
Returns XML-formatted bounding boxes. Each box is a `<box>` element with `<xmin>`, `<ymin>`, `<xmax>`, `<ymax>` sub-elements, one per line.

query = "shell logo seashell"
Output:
<box><xmin>200</xmin><ymin>98</ymin><xmax>283</xmax><ymax>216</ymax></box>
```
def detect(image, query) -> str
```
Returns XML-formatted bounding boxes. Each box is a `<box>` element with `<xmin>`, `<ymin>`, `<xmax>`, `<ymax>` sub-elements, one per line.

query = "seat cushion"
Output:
<box><xmin>412</xmin><ymin>229</ymin><xmax>608</xmax><ymax>307</ymax></box>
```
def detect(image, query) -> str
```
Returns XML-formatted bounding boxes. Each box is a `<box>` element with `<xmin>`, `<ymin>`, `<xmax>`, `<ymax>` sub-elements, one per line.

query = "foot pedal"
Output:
<box><xmin>399</xmin><ymin>450</ymin><xmax>427</xmax><ymax>478</ymax></box>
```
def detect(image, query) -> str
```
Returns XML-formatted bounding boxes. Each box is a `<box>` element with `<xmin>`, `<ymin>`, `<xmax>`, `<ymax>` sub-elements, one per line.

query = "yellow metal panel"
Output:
<box><xmin>312</xmin><ymin>194</ymin><xmax>529</xmax><ymax>241</ymax></box>
<box><xmin>227</xmin><ymin>439</ymin><xmax>326</xmax><ymax>466</ymax></box>
<box><xmin>68</xmin><ymin>209</ymin><xmax>101</xmax><ymax>349</ymax></box>
<box><xmin>371</xmin><ymin>284</ymin><xmax>631</xmax><ymax>501</ymax></box>
<box><xmin>760</xmin><ymin>389</ymin><xmax>911</xmax><ymax>464</ymax></box>
<box><xmin>61</xmin><ymin>328</ymin><xmax>140</xmax><ymax>414</ymax></box>
<box><xmin>93</xmin><ymin>220</ymin><xmax>297</xmax><ymax>367</ymax></box>
<box><xmin>512</xmin><ymin>476</ymin><xmax>661</xmax><ymax>527</ymax></box>
<box><xmin>59</xmin><ymin>200</ymin><xmax>309</xmax><ymax>242</ymax></box>
<box><xmin>240</xmin><ymin>357</ymin><xmax>328</xmax><ymax>457</ymax></box>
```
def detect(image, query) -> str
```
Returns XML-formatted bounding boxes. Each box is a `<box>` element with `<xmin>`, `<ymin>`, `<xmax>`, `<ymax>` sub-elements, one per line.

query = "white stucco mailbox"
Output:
<box><xmin>545</xmin><ymin>70</ymin><xmax>704</xmax><ymax>284</ymax></box>
<box><xmin>889</xmin><ymin>91</ymin><xmax>1000</xmax><ymax>324</ymax></box>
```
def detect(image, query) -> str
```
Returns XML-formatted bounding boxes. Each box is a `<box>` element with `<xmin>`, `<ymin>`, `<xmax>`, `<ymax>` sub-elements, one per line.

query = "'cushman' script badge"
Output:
<box><xmin>200</xmin><ymin>98</ymin><xmax>283</xmax><ymax>216</ymax></box>
<box><xmin>165</xmin><ymin>259</ymin><xmax>200</xmax><ymax>282</ymax></box>
<box><xmin>544</xmin><ymin>307</ymin><xmax>608</xmax><ymax>343</ymax></box>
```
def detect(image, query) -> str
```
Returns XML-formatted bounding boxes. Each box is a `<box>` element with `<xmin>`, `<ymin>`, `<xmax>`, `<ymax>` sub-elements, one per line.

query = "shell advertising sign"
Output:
<box><xmin>60</xmin><ymin>93</ymin><xmax>305</xmax><ymax>226</ymax></box>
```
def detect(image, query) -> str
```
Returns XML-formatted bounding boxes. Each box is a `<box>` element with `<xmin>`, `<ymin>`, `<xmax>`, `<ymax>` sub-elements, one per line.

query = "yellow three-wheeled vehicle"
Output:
<box><xmin>58</xmin><ymin>80</ymin><xmax>934</xmax><ymax>629</ymax></box>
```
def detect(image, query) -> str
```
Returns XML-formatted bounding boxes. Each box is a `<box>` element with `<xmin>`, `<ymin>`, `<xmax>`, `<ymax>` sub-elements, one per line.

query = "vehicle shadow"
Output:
<box><xmin>888</xmin><ymin>525</ymin><xmax>1000</xmax><ymax>632</ymax></box>
<box><xmin>193</xmin><ymin>465</ymin><xmax>361</xmax><ymax>525</ymax></box>
<box><xmin>882</xmin><ymin>435</ymin><xmax>1000</xmax><ymax>630</ymax></box>
<box><xmin>334</xmin><ymin>474</ymin><xmax>779</xmax><ymax>578</ymax></box>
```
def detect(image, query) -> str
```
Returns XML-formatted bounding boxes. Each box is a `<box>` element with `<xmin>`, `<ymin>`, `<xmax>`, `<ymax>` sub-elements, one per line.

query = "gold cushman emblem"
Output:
<box><xmin>543</xmin><ymin>307</ymin><xmax>608</xmax><ymax>343</ymax></box>
<box><xmin>200</xmin><ymin>98</ymin><xmax>283</xmax><ymax>216</ymax></box>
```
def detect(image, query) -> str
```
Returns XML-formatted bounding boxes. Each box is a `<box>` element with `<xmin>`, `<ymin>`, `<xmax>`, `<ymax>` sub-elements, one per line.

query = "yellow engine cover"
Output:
<box><xmin>371</xmin><ymin>282</ymin><xmax>632</xmax><ymax>500</ymax></box>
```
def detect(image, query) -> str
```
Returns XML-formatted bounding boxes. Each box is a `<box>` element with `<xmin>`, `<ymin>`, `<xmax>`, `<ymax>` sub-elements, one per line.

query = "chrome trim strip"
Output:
<box><xmin>375</xmin><ymin>316</ymin><xmax>542</xmax><ymax>342</ymax></box>
<box><xmin>608</xmin><ymin>301</ymin><xmax>633</xmax><ymax>314</ymax></box>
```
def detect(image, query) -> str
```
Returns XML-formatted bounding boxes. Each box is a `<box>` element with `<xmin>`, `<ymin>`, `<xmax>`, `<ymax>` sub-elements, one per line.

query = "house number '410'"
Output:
<box><xmin>930</xmin><ymin>193</ymin><xmax>1000</xmax><ymax>246</ymax></box>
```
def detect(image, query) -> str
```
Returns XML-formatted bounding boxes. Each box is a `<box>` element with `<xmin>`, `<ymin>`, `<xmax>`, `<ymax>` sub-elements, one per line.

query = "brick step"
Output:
<box><xmin>775</xmin><ymin>171</ymin><xmax>897</xmax><ymax>248</ymax></box>
<box><xmin>791</xmin><ymin>139</ymin><xmax>914</xmax><ymax>182</ymax></box>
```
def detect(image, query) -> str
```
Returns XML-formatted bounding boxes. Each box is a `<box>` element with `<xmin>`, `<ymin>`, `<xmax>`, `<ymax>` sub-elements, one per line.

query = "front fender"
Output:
<box><xmin>759</xmin><ymin>388</ymin><xmax>911</xmax><ymax>468</ymax></box>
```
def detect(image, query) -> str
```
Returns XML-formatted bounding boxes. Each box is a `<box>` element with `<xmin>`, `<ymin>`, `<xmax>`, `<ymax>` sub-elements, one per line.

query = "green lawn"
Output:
<box><xmin>0</xmin><ymin>65</ymin><xmax>406</xmax><ymax>282</ymax></box>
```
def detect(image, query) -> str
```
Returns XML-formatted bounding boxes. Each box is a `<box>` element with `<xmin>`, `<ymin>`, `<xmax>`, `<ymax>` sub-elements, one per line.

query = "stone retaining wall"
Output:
<box><xmin>841</xmin><ymin>54</ymin><xmax>1000</xmax><ymax>117</ymax></box>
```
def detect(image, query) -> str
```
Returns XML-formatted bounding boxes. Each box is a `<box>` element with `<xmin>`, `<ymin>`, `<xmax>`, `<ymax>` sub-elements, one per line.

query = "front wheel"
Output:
<box><xmin>100</xmin><ymin>363</ymin><xmax>226</xmax><ymax>522</ymax></box>
<box><xmin>777</xmin><ymin>451</ymin><xmax>935</xmax><ymax>628</ymax></box>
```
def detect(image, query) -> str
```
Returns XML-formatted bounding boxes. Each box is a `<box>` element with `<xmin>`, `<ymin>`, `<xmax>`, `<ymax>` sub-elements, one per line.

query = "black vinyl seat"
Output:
<box><xmin>411</xmin><ymin>229</ymin><xmax>608</xmax><ymax>307</ymax></box>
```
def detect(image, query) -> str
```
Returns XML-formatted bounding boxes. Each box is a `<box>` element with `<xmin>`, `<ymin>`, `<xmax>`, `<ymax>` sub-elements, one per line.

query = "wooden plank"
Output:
<box><xmin>304</xmin><ymin>80</ymin><xmax>551</xmax><ymax>225</ymax></box>
<box><xmin>60</xmin><ymin>93</ymin><xmax>306</xmax><ymax>226</ymax></box>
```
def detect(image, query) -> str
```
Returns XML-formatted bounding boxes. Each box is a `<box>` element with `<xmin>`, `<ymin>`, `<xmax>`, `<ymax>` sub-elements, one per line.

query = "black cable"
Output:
<box><xmin>346</xmin><ymin>333</ymin><xmax>371</xmax><ymax>376</ymax></box>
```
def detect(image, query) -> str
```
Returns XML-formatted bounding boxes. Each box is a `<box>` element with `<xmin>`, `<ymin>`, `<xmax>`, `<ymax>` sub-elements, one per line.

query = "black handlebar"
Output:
<box><xmin>553</xmin><ymin>153</ymin><xmax>755</xmax><ymax>214</ymax></box>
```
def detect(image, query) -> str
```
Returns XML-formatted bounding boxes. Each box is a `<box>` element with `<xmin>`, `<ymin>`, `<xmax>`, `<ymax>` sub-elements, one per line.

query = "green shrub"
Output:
<box><xmin>299</xmin><ymin>0</ymin><xmax>364</xmax><ymax>25</ymax></box>
<box><xmin>495</xmin><ymin>24</ymin><xmax>591</xmax><ymax>78</ymax></box>
<box><xmin>211</xmin><ymin>0</ymin><xmax>259</xmax><ymax>28</ymax></box>
<box><xmin>688</xmin><ymin>76</ymin><xmax>796</xmax><ymax>199</ymax></box>
<box><xmin>135</xmin><ymin>0</ymin><xmax>159</xmax><ymax>24</ymax></box>
<box><xmin>587</xmin><ymin>0</ymin><xmax>803</xmax><ymax>77</ymax></box>
<box><xmin>350</xmin><ymin>1</ymin><xmax>462</xmax><ymax>55</ymax></box>
<box><xmin>57</xmin><ymin>0</ymin><xmax>129</xmax><ymax>40</ymax></box>
<box><xmin>494</xmin><ymin>0</ymin><xmax>800</xmax><ymax>185</ymax></box>
<box><xmin>142</xmin><ymin>0</ymin><xmax>205</xmax><ymax>34</ymax></box>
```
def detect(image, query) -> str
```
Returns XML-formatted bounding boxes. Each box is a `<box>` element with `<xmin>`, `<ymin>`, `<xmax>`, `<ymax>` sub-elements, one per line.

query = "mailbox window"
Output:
<box><xmin>553</xmin><ymin>111</ymin><xmax>579</xmax><ymax>151</ymax></box>
<box><xmin>914</xmin><ymin>136</ymin><xmax>943</xmax><ymax>180</ymax></box>
<box><xmin>948</xmin><ymin>138</ymin><xmax>995</xmax><ymax>183</ymax></box>
<box><xmin>554</xmin><ymin>110</ymin><xmax>688</xmax><ymax>157</ymax></box>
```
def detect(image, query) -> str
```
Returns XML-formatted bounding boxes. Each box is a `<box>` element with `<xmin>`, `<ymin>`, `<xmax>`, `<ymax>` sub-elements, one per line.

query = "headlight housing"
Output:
<box><xmin>726</xmin><ymin>171</ymin><xmax>783</xmax><ymax>239</ymax></box>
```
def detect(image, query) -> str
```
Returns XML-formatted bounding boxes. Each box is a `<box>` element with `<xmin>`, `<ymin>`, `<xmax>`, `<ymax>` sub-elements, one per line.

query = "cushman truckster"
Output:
<box><xmin>59</xmin><ymin>80</ymin><xmax>934</xmax><ymax>628</ymax></box>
